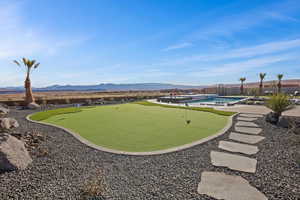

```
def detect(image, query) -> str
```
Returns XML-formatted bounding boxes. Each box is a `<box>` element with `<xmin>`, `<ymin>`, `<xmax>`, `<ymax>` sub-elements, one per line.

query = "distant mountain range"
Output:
<box><xmin>0</xmin><ymin>83</ymin><xmax>204</xmax><ymax>93</ymax></box>
<box><xmin>1</xmin><ymin>79</ymin><xmax>299</xmax><ymax>94</ymax></box>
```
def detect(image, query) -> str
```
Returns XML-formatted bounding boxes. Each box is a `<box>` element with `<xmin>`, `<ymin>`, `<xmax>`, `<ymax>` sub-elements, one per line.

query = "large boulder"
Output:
<box><xmin>27</xmin><ymin>102</ymin><xmax>40</xmax><ymax>110</ymax></box>
<box><xmin>0</xmin><ymin>105</ymin><xmax>9</xmax><ymax>115</ymax></box>
<box><xmin>0</xmin><ymin>133</ymin><xmax>32</xmax><ymax>172</ymax></box>
<box><xmin>0</xmin><ymin>118</ymin><xmax>19</xmax><ymax>130</ymax></box>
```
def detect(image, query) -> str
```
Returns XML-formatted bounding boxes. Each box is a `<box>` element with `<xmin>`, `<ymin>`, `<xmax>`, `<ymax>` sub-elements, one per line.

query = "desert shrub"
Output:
<box><xmin>41</xmin><ymin>99</ymin><xmax>47</xmax><ymax>106</ymax></box>
<box><xmin>65</xmin><ymin>98</ymin><xmax>71</xmax><ymax>104</ymax></box>
<box><xmin>85</xmin><ymin>99</ymin><xmax>92</xmax><ymax>105</ymax></box>
<box><xmin>81</xmin><ymin>169</ymin><xmax>107</xmax><ymax>200</ymax></box>
<box><xmin>35</xmin><ymin>147</ymin><xmax>49</xmax><ymax>157</ymax></box>
<box><xmin>266</xmin><ymin>94</ymin><xmax>293</xmax><ymax>116</ymax></box>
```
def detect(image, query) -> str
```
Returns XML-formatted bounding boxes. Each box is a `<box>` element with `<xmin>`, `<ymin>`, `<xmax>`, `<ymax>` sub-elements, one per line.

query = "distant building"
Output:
<box><xmin>203</xmin><ymin>79</ymin><xmax>300</xmax><ymax>96</ymax></box>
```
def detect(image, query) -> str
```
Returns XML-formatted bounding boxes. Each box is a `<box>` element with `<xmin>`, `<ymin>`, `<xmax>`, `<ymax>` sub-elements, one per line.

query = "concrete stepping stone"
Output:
<box><xmin>236</xmin><ymin>121</ymin><xmax>259</xmax><ymax>127</ymax></box>
<box><xmin>218</xmin><ymin>141</ymin><xmax>259</xmax><ymax>155</ymax></box>
<box><xmin>237</xmin><ymin>117</ymin><xmax>258</xmax><ymax>121</ymax></box>
<box><xmin>229</xmin><ymin>132</ymin><xmax>265</xmax><ymax>144</ymax></box>
<box><xmin>211</xmin><ymin>151</ymin><xmax>257</xmax><ymax>173</ymax></box>
<box><xmin>235</xmin><ymin>126</ymin><xmax>262</xmax><ymax>135</ymax></box>
<box><xmin>198</xmin><ymin>171</ymin><xmax>268</xmax><ymax>200</ymax></box>
<box><xmin>240</xmin><ymin>113</ymin><xmax>264</xmax><ymax>118</ymax></box>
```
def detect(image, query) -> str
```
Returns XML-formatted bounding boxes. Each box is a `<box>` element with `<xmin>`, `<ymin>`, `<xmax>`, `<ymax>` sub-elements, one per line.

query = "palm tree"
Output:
<box><xmin>13</xmin><ymin>58</ymin><xmax>40</xmax><ymax>105</ymax></box>
<box><xmin>259</xmin><ymin>73</ymin><xmax>266</xmax><ymax>96</ymax></box>
<box><xmin>277</xmin><ymin>74</ymin><xmax>283</xmax><ymax>93</ymax></box>
<box><xmin>239</xmin><ymin>77</ymin><xmax>246</xmax><ymax>95</ymax></box>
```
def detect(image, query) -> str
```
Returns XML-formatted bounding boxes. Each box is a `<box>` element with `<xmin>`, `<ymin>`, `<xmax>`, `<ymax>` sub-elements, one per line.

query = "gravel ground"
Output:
<box><xmin>0</xmin><ymin>108</ymin><xmax>299</xmax><ymax>200</ymax></box>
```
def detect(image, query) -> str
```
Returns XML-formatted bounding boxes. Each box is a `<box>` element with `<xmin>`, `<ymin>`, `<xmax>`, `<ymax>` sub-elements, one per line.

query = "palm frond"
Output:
<box><xmin>259</xmin><ymin>73</ymin><xmax>266</xmax><ymax>80</ymax></box>
<box><xmin>34</xmin><ymin>63</ymin><xmax>40</xmax><ymax>69</ymax></box>
<box><xmin>22</xmin><ymin>57</ymin><xmax>28</xmax><ymax>65</ymax></box>
<box><xmin>239</xmin><ymin>77</ymin><xmax>246</xmax><ymax>82</ymax></box>
<box><xmin>13</xmin><ymin>60</ymin><xmax>21</xmax><ymax>66</ymax></box>
<box><xmin>277</xmin><ymin>74</ymin><xmax>283</xmax><ymax>80</ymax></box>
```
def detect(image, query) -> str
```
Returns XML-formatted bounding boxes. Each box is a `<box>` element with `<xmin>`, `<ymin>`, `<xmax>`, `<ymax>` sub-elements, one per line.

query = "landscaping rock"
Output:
<box><xmin>229</xmin><ymin>132</ymin><xmax>265</xmax><ymax>144</ymax></box>
<box><xmin>277</xmin><ymin>116</ymin><xmax>290</xmax><ymax>128</ymax></box>
<box><xmin>236</xmin><ymin>121</ymin><xmax>259</xmax><ymax>127</ymax></box>
<box><xmin>210</xmin><ymin>151</ymin><xmax>257</xmax><ymax>173</ymax></box>
<box><xmin>27</xmin><ymin>102</ymin><xmax>41</xmax><ymax>110</ymax></box>
<box><xmin>239</xmin><ymin>113</ymin><xmax>263</xmax><ymax>118</ymax></box>
<box><xmin>293</xmin><ymin>127</ymin><xmax>300</xmax><ymax>135</ymax></box>
<box><xmin>11</xmin><ymin>130</ymin><xmax>46</xmax><ymax>151</ymax></box>
<box><xmin>1</xmin><ymin>107</ymin><xmax>298</xmax><ymax>199</ymax></box>
<box><xmin>237</xmin><ymin>117</ymin><xmax>258</xmax><ymax>121</ymax></box>
<box><xmin>235</xmin><ymin>126</ymin><xmax>262</xmax><ymax>135</ymax></box>
<box><xmin>0</xmin><ymin>105</ymin><xmax>9</xmax><ymax>115</ymax></box>
<box><xmin>0</xmin><ymin>133</ymin><xmax>32</xmax><ymax>172</ymax></box>
<box><xmin>0</xmin><ymin>118</ymin><xmax>19</xmax><ymax>130</ymax></box>
<box><xmin>218</xmin><ymin>141</ymin><xmax>259</xmax><ymax>155</ymax></box>
<box><xmin>265</xmin><ymin>112</ymin><xmax>279</xmax><ymax>124</ymax></box>
<box><xmin>198</xmin><ymin>171</ymin><xmax>268</xmax><ymax>200</ymax></box>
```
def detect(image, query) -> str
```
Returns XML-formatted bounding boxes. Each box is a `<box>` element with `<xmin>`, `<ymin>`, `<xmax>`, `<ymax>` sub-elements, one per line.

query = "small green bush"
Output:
<box><xmin>266</xmin><ymin>94</ymin><xmax>293</xmax><ymax>116</ymax></box>
<box><xmin>133</xmin><ymin>101</ymin><xmax>236</xmax><ymax>116</ymax></box>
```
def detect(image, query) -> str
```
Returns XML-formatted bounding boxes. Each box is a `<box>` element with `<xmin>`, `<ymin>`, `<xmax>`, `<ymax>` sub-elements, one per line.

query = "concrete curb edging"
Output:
<box><xmin>26</xmin><ymin>111</ymin><xmax>237</xmax><ymax>156</ymax></box>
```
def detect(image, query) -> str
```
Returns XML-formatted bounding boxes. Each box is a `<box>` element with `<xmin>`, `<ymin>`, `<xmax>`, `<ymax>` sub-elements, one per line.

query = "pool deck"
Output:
<box><xmin>148</xmin><ymin>99</ymin><xmax>300</xmax><ymax>117</ymax></box>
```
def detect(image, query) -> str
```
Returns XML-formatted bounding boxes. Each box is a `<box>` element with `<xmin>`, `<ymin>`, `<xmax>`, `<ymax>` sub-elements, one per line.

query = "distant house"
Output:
<box><xmin>204</xmin><ymin>79</ymin><xmax>300</xmax><ymax>96</ymax></box>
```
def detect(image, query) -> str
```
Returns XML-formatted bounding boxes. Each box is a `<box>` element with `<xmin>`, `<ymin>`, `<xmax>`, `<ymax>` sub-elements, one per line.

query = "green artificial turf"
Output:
<box><xmin>134</xmin><ymin>101</ymin><xmax>236</xmax><ymax>116</ymax></box>
<box><xmin>31</xmin><ymin>102</ymin><xmax>230</xmax><ymax>152</ymax></box>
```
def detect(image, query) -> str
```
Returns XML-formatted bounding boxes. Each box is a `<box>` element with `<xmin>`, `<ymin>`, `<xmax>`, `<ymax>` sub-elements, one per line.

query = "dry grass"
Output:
<box><xmin>81</xmin><ymin>168</ymin><xmax>107</xmax><ymax>200</ymax></box>
<box><xmin>35</xmin><ymin>147</ymin><xmax>49</xmax><ymax>157</ymax></box>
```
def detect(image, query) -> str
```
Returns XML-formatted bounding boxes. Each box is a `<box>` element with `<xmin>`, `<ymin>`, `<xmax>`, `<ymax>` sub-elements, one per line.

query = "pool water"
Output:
<box><xmin>189</xmin><ymin>97</ymin><xmax>245</xmax><ymax>104</ymax></box>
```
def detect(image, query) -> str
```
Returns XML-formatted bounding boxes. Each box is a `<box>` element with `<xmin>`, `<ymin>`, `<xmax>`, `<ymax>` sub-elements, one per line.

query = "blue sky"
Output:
<box><xmin>1</xmin><ymin>0</ymin><xmax>300</xmax><ymax>87</ymax></box>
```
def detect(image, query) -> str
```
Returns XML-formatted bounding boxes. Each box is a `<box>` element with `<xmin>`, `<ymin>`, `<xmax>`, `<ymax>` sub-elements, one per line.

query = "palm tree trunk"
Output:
<box><xmin>259</xmin><ymin>80</ymin><xmax>263</xmax><ymax>96</ymax></box>
<box><xmin>24</xmin><ymin>75</ymin><xmax>35</xmax><ymax>105</ymax></box>
<box><xmin>240</xmin><ymin>83</ymin><xmax>244</xmax><ymax>95</ymax></box>
<box><xmin>277</xmin><ymin>82</ymin><xmax>281</xmax><ymax>93</ymax></box>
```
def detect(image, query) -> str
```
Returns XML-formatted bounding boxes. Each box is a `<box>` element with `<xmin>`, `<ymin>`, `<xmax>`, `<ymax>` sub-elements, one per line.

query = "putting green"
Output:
<box><xmin>31</xmin><ymin>103</ymin><xmax>231</xmax><ymax>152</ymax></box>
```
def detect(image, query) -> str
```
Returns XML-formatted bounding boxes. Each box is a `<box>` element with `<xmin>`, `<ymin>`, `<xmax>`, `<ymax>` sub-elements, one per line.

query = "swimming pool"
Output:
<box><xmin>188</xmin><ymin>97</ymin><xmax>245</xmax><ymax>105</ymax></box>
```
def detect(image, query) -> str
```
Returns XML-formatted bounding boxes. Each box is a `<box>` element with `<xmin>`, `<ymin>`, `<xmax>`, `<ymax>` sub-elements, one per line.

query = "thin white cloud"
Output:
<box><xmin>162</xmin><ymin>42</ymin><xmax>193</xmax><ymax>51</ymax></box>
<box><xmin>159</xmin><ymin>39</ymin><xmax>300</xmax><ymax>66</ymax></box>
<box><xmin>188</xmin><ymin>54</ymin><xmax>300</xmax><ymax>77</ymax></box>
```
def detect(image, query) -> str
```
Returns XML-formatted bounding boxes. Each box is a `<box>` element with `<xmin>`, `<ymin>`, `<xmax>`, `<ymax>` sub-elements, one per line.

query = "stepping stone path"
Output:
<box><xmin>198</xmin><ymin>172</ymin><xmax>268</xmax><ymax>200</ymax></box>
<box><xmin>236</xmin><ymin>121</ymin><xmax>258</xmax><ymax>127</ymax></box>
<box><xmin>235</xmin><ymin>126</ymin><xmax>262</xmax><ymax>135</ymax></box>
<box><xmin>237</xmin><ymin>117</ymin><xmax>258</xmax><ymax>121</ymax></box>
<box><xmin>197</xmin><ymin>113</ymin><xmax>268</xmax><ymax>199</ymax></box>
<box><xmin>229</xmin><ymin>132</ymin><xmax>265</xmax><ymax>144</ymax></box>
<box><xmin>211</xmin><ymin>151</ymin><xmax>257</xmax><ymax>173</ymax></box>
<box><xmin>239</xmin><ymin>113</ymin><xmax>264</xmax><ymax>118</ymax></box>
<box><xmin>218</xmin><ymin>141</ymin><xmax>259</xmax><ymax>155</ymax></box>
